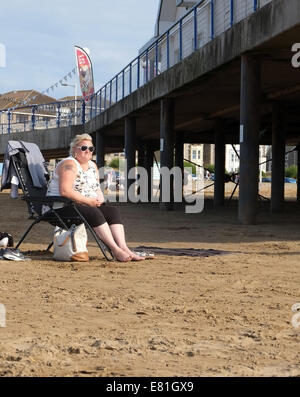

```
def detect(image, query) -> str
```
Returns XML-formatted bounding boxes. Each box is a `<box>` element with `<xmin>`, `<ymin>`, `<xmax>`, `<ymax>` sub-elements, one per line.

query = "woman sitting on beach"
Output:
<box><xmin>45</xmin><ymin>133</ymin><xmax>144</xmax><ymax>262</ymax></box>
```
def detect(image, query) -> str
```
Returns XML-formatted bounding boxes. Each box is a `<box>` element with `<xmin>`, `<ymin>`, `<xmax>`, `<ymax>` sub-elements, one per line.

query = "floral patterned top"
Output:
<box><xmin>43</xmin><ymin>156</ymin><xmax>99</xmax><ymax>211</ymax></box>
<box><xmin>72</xmin><ymin>158</ymin><xmax>100</xmax><ymax>198</ymax></box>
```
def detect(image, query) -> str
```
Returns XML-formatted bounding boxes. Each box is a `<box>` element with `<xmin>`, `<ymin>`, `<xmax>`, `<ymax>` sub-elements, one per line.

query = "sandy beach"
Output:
<box><xmin>1</xmin><ymin>183</ymin><xmax>300</xmax><ymax>377</ymax></box>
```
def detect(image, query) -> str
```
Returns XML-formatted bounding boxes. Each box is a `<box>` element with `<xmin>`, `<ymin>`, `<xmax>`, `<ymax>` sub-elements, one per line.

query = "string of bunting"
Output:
<box><xmin>0</xmin><ymin>68</ymin><xmax>76</xmax><ymax>114</ymax></box>
<box><xmin>41</xmin><ymin>68</ymin><xmax>76</xmax><ymax>97</ymax></box>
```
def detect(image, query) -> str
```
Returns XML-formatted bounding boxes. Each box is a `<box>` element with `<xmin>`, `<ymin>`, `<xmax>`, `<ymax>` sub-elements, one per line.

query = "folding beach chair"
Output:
<box><xmin>1</xmin><ymin>141</ymin><xmax>114</xmax><ymax>261</ymax></box>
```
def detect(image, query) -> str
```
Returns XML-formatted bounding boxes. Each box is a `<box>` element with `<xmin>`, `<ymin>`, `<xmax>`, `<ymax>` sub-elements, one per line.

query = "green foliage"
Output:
<box><xmin>109</xmin><ymin>158</ymin><xmax>120</xmax><ymax>169</ymax></box>
<box><xmin>262</xmin><ymin>170</ymin><xmax>267</xmax><ymax>178</ymax></box>
<box><xmin>184</xmin><ymin>161</ymin><xmax>196</xmax><ymax>174</ymax></box>
<box><xmin>206</xmin><ymin>164</ymin><xmax>215</xmax><ymax>174</ymax></box>
<box><xmin>285</xmin><ymin>165</ymin><xmax>298</xmax><ymax>179</ymax></box>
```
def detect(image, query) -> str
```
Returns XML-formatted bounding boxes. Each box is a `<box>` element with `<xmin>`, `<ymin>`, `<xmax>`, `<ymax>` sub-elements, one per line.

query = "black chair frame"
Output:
<box><xmin>10</xmin><ymin>150</ymin><xmax>115</xmax><ymax>261</ymax></box>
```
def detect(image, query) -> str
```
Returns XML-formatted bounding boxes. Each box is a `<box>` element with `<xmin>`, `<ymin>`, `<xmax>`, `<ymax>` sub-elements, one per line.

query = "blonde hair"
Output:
<box><xmin>70</xmin><ymin>133</ymin><xmax>93</xmax><ymax>156</ymax></box>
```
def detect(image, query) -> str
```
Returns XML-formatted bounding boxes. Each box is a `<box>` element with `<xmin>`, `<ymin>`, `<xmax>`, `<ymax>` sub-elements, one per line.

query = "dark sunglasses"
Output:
<box><xmin>76</xmin><ymin>145</ymin><xmax>95</xmax><ymax>152</ymax></box>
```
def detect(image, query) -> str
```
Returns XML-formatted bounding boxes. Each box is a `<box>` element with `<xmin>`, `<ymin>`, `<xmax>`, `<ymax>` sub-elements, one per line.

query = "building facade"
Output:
<box><xmin>226</xmin><ymin>144</ymin><xmax>268</xmax><ymax>175</ymax></box>
<box><xmin>0</xmin><ymin>90</ymin><xmax>57</xmax><ymax>133</ymax></box>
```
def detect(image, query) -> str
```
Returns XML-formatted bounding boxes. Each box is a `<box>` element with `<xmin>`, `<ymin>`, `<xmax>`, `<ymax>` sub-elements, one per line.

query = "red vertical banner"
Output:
<box><xmin>75</xmin><ymin>46</ymin><xmax>94</xmax><ymax>101</ymax></box>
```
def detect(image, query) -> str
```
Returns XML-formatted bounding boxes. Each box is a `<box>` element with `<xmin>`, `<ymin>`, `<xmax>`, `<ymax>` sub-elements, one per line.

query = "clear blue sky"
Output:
<box><xmin>0</xmin><ymin>0</ymin><xmax>160</xmax><ymax>99</ymax></box>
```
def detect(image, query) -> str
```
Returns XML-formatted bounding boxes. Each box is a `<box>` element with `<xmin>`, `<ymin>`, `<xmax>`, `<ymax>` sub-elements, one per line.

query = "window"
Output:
<box><xmin>192</xmin><ymin>150</ymin><xmax>197</xmax><ymax>160</ymax></box>
<box><xmin>198</xmin><ymin>150</ymin><xmax>201</xmax><ymax>159</ymax></box>
<box><xmin>16</xmin><ymin>114</ymin><xmax>28</xmax><ymax>123</ymax></box>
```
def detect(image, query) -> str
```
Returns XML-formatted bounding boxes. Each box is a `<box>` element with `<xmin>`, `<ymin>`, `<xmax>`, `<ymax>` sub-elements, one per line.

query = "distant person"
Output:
<box><xmin>205</xmin><ymin>170</ymin><xmax>211</xmax><ymax>180</ymax></box>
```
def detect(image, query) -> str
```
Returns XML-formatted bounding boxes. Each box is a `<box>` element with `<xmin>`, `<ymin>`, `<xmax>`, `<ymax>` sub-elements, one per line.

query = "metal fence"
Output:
<box><xmin>0</xmin><ymin>99</ymin><xmax>87</xmax><ymax>134</ymax></box>
<box><xmin>1</xmin><ymin>0</ymin><xmax>273</xmax><ymax>134</ymax></box>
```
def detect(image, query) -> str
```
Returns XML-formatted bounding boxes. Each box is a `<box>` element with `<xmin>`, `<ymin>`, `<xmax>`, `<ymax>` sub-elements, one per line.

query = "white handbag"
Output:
<box><xmin>53</xmin><ymin>223</ymin><xmax>89</xmax><ymax>262</ymax></box>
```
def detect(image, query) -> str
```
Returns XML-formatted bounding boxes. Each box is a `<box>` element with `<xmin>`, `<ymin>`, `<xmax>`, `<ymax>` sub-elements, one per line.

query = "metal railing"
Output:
<box><xmin>0</xmin><ymin>99</ymin><xmax>89</xmax><ymax>134</ymax></box>
<box><xmin>0</xmin><ymin>0</ymin><xmax>272</xmax><ymax>134</ymax></box>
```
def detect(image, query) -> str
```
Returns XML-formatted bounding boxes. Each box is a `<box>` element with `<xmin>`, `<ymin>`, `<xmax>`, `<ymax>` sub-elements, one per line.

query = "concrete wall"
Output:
<box><xmin>0</xmin><ymin>125</ymin><xmax>83</xmax><ymax>161</ymax></box>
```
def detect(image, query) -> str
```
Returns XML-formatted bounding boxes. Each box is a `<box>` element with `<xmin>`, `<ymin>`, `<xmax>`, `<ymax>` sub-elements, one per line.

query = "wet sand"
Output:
<box><xmin>1</xmin><ymin>183</ymin><xmax>300</xmax><ymax>377</ymax></box>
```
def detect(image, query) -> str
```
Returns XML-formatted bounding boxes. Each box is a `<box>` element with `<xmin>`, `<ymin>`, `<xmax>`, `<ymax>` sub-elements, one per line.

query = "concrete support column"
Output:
<box><xmin>239</xmin><ymin>55</ymin><xmax>261</xmax><ymax>224</ymax></box>
<box><xmin>96</xmin><ymin>131</ymin><xmax>105</xmax><ymax>185</ymax></box>
<box><xmin>160</xmin><ymin>98</ymin><xmax>174</xmax><ymax>210</ymax></box>
<box><xmin>271</xmin><ymin>105</ymin><xmax>285</xmax><ymax>212</ymax></box>
<box><xmin>214</xmin><ymin>121</ymin><xmax>225</xmax><ymax>208</ymax></box>
<box><xmin>125</xmin><ymin>116</ymin><xmax>136</xmax><ymax>199</ymax></box>
<box><xmin>203</xmin><ymin>143</ymin><xmax>214</xmax><ymax>167</ymax></box>
<box><xmin>175</xmin><ymin>132</ymin><xmax>184</xmax><ymax>202</ymax></box>
<box><xmin>137</xmin><ymin>145</ymin><xmax>145</xmax><ymax>168</ymax></box>
<box><xmin>145</xmin><ymin>146</ymin><xmax>154</xmax><ymax>202</ymax></box>
<box><xmin>175</xmin><ymin>133</ymin><xmax>184</xmax><ymax>170</ymax></box>
<box><xmin>137</xmin><ymin>144</ymin><xmax>145</xmax><ymax>198</ymax></box>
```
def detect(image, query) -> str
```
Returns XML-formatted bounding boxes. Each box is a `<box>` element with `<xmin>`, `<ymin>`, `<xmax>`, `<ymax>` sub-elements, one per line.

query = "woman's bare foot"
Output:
<box><xmin>112</xmin><ymin>247</ymin><xmax>131</xmax><ymax>262</ymax></box>
<box><xmin>121</xmin><ymin>247</ymin><xmax>145</xmax><ymax>261</ymax></box>
<box><xmin>129</xmin><ymin>252</ymin><xmax>145</xmax><ymax>261</ymax></box>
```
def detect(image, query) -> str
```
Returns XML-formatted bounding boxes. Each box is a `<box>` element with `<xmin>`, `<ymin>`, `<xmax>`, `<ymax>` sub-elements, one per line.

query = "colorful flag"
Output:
<box><xmin>75</xmin><ymin>46</ymin><xmax>94</xmax><ymax>101</ymax></box>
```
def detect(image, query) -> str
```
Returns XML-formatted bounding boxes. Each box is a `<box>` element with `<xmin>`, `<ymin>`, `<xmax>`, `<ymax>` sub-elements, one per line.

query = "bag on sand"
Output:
<box><xmin>0</xmin><ymin>232</ymin><xmax>14</xmax><ymax>248</ymax></box>
<box><xmin>53</xmin><ymin>223</ymin><xmax>89</xmax><ymax>262</ymax></box>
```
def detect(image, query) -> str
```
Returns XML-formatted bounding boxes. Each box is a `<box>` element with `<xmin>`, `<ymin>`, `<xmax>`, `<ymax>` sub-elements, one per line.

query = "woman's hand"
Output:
<box><xmin>87</xmin><ymin>197</ymin><xmax>103</xmax><ymax>207</ymax></box>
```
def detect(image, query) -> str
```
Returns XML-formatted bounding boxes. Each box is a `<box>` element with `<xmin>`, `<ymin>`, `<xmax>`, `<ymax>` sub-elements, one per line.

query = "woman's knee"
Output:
<box><xmin>77</xmin><ymin>205</ymin><xmax>106</xmax><ymax>227</ymax></box>
<box><xmin>102</xmin><ymin>205</ymin><xmax>122</xmax><ymax>225</ymax></box>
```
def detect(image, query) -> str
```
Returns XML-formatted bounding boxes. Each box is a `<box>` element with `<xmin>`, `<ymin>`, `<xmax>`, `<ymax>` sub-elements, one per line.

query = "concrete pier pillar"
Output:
<box><xmin>137</xmin><ymin>145</ymin><xmax>145</xmax><ymax>168</ymax></box>
<box><xmin>96</xmin><ymin>131</ymin><xmax>105</xmax><ymax>185</ymax></box>
<box><xmin>145</xmin><ymin>146</ymin><xmax>154</xmax><ymax>202</ymax></box>
<box><xmin>125</xmin><ymin>116</ymin><xmax>136</xmax><ymax>200</ymax></box>
<box><xmin>203</xmin><ymin>144</ymin><xmax>214</xmax><ymax>167</ymax></box>
<box><xmin>136</xmin><ymin>144</ymin><xmax>145</xmax><ymax>198</ymax></box>
<box><xmin>175</xmin><ymin>132</ymin><xmax>184</xmax><ymax>203</ymax></box>
<box><xmin>239</xmin><ymin>55</ymin><xmax>261</xmax><ymax>224</ymax></box>
<box><xmin>214</xmin><ymin>121</ymin><xmax>225</xmax><ymax>208</ymax></box>
<box><xmin>175</xmin><ymin>133</ymin><xmax>184</xmax><ymax>171</ymax></box>
<box><xmin>160</xmin><ymin>98</ymin><xmax>174</xmax><ymax>210</ymax></box>
<box><xmin>271</xmin><ymin>105</ymin><xmax>285</xmax><ymax>213</ymax></box>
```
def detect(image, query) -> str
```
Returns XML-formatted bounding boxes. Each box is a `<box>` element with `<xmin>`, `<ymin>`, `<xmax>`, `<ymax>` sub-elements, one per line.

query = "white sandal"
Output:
<box><xmin>133</xmin><ymin>251</ymin><xmax>155</xmax><ymax>259</ymax></box>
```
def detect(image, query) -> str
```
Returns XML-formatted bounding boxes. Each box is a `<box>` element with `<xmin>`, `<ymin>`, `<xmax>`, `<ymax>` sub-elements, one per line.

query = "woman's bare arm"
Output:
<box><xmin>92</xmin><ymin>161</ymin><xmax>105</xmax><ymax>203</ymax></box>
<box><xmin>57</xmin><ymin>160</ymin><xmax>98</xmax><ymax>207</ymax></box>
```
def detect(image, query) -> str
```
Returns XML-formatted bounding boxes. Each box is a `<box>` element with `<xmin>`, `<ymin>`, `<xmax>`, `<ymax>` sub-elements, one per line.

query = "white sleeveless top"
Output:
<box><xmin>44</xmin><ymin>156</ymin><xmax>100</xmax><ymax>211</ymax></box>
